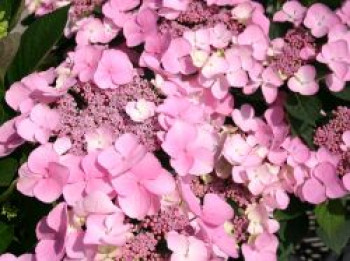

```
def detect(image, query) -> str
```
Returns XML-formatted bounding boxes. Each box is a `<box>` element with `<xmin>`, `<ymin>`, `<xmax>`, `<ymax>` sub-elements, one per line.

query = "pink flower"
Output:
<box><xmin>231</xmin><ymin>104</ymin><xmax>256</xmax><ymax>132</ymax></box>
<box><xmin>284</xmin><ymin>137</ymin><xmax>311</xmax><ymax>166</ymax></box>
<box><xmin>273</xmin><ymin>1</ymin><xmax>306</xmax><ymax>26</ymax></box>
<box><xmin>302</xmin><ymin>161</ymin><xmax>347</xmax><ymax>204</ymax></box>
<box><xmin>73</xmin><ymin>191</ymin><xmax>119</xmax><ymax>217</ymax></box>
<box><xmin>35</xmin><ymin>203</ymin><xmax>68</xmax><ymax>261</ymax></box>
<box><xmin>340</xmin><ymin>131</ymin><xmax>350</xmax><ymax>151</ymax></box>
<box><xmin>94</xmin><ymin>49</ymin><xmax>134</xmax><ymax>89</ymax></box>
<box><xmin>183</xmin><ymin>28</ymin><xmax>211</xmax><ymax>51</ymax></box>
<box><xmin>5</xmin><ymin>69</ymin><xmax>63</xmax><ymax>114</ymax></box>
<box><xmin>157</xmin><ymin>96</ymin><xmax>206</xmax><ymax>130</ymax></box>
<box><xmin>123</xmin><ymin>8</ymin><xmax>158</xmax><ymax>47</ymax></box>
<box><xmin>84</xmin><ymin>212</ymin><xmax>130</xmax><ymax>245</ymax></box>
<box><xmin>161</xmin><ymin>38</ymin><xmax>196</xmax><ymax>75</ymax></box>
<box><xmin>300</xmin><ymin>148</ymin><xmax>347</xmax><ymax>204</ymax></box>
<box><xmin>317</xmin><ymin>40</ymin><xmax>350</xmax><ymax>87</ymax></box>
<box><xmin>223</xmin><ymin>134</ymin><xmax>262</xmax><ymax>167</ymax></box>
<box><xmin>140</xmin><ymin>32</ymin><xmax>171</xmax><ymax>70</ymax></box>
<box><xmin>5</xmin><ymin>81</ymin><xmax>34</xmax><ymax>113</ymax></box>
<box><xmin>206</xmin><ymin>0</ymin><xmax>241</xmax><ymax>6</ymax></box>
<box><xmin>325</xmin><ymin>74</ymin><xmax>346</xmax><ymax>92</ymax></box>
<box><xmin>72</xmin><ymin>45</ymin><xmax>102</xmax><ymax>83</ymax></box>
<box><xmin>65</xmin><ymin>230</ymin><xmax>95</xmax><ymax>261</ymax></box>
<box><xmin>181</xmin><ymin>181</ymin><xmax>238</xmax><ymax>258</ymax></box>
<box><xmin>209</xmin><ymin>24</ymin><xmax>232</xmax><ymax>49</ymax></box>
<box><xmin>231</xmin><ymin>2</ymin><xmax>254</xmax><ymax>23</ymax></box>
<box><xmin>98</xmin><ymin>133</ymin><xmax>147</xmax><ymax>177</ymax></box>
<box><xmin>201</xmin><ymin>53</ymin><xmax>229</xmax><ymax>79</ymax></box>
<box><xmin>260</xmin><ymin>67</ymin><xmax>283</xmax><ymax>104</ymax></box>
<box><xmin>237</xmin><ymin>25</ymin><xmax>269</xmax><ymax>61</ymax></box>
<box><xmin>84</xmin><ymin>127</ymin><xmax>114</xmax><ymax>153</ymax></box>
<box><xmin>76</xmin><ymin>18</ymin><xmax>119</xmax><ymax>46</ymax></box>
<box><xmin>0</xmin><ymin>117</ymin><xmax>25</xmax><ymax>157</ymax></box>
<box><xmin>254</xmin><ymin>106</ymin><xmax>289</xmax><ymax>165</ymax></box>
<box><xmin>336</xmin><ymin>0</ymin><xmax>350</xmax><ymax>26</ymax></box>
<box><xmin>162</xmin><ymin>120</ymin><xmax>217</xmax><ymax>176</ymax></box>
<box><xmin>287</xmin><ymin>65</ymin><xmax>319</xmax><ymax>95</ymax></box>
<box><xmin>343</xmin><ymin>173</ymin><xmax>350</xmax><ymax>191</ymax></box>
<box><xmin>63</xmin><ymin>153</ymin><xmax>113</xmax><ymax>205</ymax></box>
<box><xmin>225</xmin><ymin>46</ymin><xmax>254</xmax><ymax>88</ymax></box>
<box><xmin>245</xmin><ymin>203</ymin><xmax>280</xmax><ymax>235</ymax></box>
<box><xmin>16</xmin><ymin>104</ymin><xmax>60</xmax><ymax>144</ymax></box>
<box><xmin>0</xmin><ymin>254</ymin><xmax>35</xmax><ymax>261</ymax></box>
<box><xmin>17</xmin><ymin>144</ymin><xmax>69</xmax><ymax>203</ymax></box>
<box><xmin>242</xmin><ymin>233</ymin><xmax>278</xmax><ymax>261</ymax></box>
<box><xmin>102</xmin><ymin>0</ymin><xmax>140</xmax><ymax>28</ymax></box>
<box><xmin>303</xmin><ymin>3</ymin><xmax>340</xmax><ymax>38</ymax></box>
<box><xmin>112</xmin><ymin>151</ymin><xmax>175</xmax><ymax>219</ymax></box>
<box><xmin>158</xmin><ymin>0</ymin><xmax>190</xmax><ymax>19</ymax></box>
<box><xmin>167</xmin><ymin>231</ymin><xmax>209</xmax><ymax>261</ymax></box>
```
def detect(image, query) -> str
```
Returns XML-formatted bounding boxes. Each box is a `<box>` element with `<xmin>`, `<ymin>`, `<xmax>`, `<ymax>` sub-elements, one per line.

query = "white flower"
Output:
<box><xmin>85</xmin><ymin>127</ymin><xmax>114</xmax><ymax>152</ymax></box>
<box><xmin>125</xmin><ymin>99</ymin><xmax>156</xmax><ymax>123</ymax></box>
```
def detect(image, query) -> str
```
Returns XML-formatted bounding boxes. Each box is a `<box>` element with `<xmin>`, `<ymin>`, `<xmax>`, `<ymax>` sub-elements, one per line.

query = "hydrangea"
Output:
<box><xmin>0</xmin><ymin>0</ymin><xmax>350</xmax><ymax>260</ymax></box>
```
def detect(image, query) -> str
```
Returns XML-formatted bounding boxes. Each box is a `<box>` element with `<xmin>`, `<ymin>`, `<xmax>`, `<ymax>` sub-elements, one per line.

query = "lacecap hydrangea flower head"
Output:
<box><xmin>0</xmin><ymin>0</ymin><xmax>350</xmax><ymax>260</ymax></box>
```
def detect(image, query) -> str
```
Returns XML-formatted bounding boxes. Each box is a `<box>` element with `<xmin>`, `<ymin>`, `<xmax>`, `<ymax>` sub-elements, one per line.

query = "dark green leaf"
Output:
<box><xmin>0</xmin><ymin>222</ymin><xmax>14</xmax><ymax>253</ymax></box>
<box><xmin>300</xmin><ymin>0</ymin><xmax>343</xmax><ymax>9</ymax></box>
<box><xmin>278</xmin><ymin>211</ymin><xmax>309</xmax><ymax>260</ymax></box>
<box><xmin>275</xmin><ymin>196</ymin><xmax>311</xmax><ymax>221</ymax></box>
<box><xmin>6</xmin><ymin>5</ymin><xmax>69</xmax><ymax>85</ymax></box>
<box><xmin>8</xmin><ymin>193</ymin><xmax>51</xmax><ymax>253</ymax></box>
<box><xmin>278</xmin><ymin>244</ymin><xmax>294</xmax><ymax>261</ymax></box>
<box><xmin>317</xmin><ymin>224</ymin><xmax>350</xmax><ymax>255</ymax></box>
<box><xmin>331</xmin><ymin>85</ymin><xmax>350</xmax><ymax>102</ymax></box>
<box><xmin>315</xmin><ymin>200</ymin><xmax>346</xmax><ymax>236</ymax></box>
<box><xmin>287</xmin><ymin>115</ymin><xmax>315</xmax><ymax>148</ymax></box>
<box><xmin>278</xmin><ymin>212</ymin><xmax>309</xmax><ymax>243</ymax></box>
<box><xmin>285</xmin><ymin>93</ymin><xmax>322</xmax><ymax>126</ymax></box>
<box><xmin>0</xmin><ymin>0</ymin><xmax>24</xmax><ymax>32</ymax></box>
<box><xmin>315</xmin><ymin>200</ymin><xmax>350</xmax><ymax>254</ymax></box>
<box><xmin>0</xmin><ymin>158</ymin><xmax>18</xmax><ymax>187</ymax></box>
<box><xmin>0</xmin><ymin>33</ymin><xmax>21</xmax><ymax>87</ymax></box>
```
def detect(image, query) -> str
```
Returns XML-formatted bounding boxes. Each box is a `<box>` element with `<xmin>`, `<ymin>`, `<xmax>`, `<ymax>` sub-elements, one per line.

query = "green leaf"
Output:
<box><xmin>300</xmin><ymin>0</ymin><xmax>343</xmax><ymax>9</ymax></box>
<box><xmin>275</xmin><ymin>196</ymin><xmax>311</xmax><ymax>221</ymax></box>
<box><xmin>278</xmin><ymin>212</ymin><xmax>309</xmax><ymax>243</ymax></box>
<box><xmin>0</xmin><ymin>33</ymin><xmax>21</xmax><ymax>88</ymax></box>
<box><xmin>315</xmin><ymin>200</ymin><xmax>350</xmax><ymax>254</ymax></box>
<box><xmin>0</xmin><ymin>0</ymin><xmax>24</xmax><ymax>32</ymax></box>
<box><xmin>6</xmin><ymin>5</ymin><xmax>69</xmax><ymax>85</ymax></box>
<box><xmin>0</xmin><ymin>222</ymin><xmax>14</xmax><ymax>253</ymax></box>
<box><xmin>331</xmin><ymin>85</ymin><xmax>350</xmax><ymax>102</ymax></box>
<box><xmin>278</xmin><ymin>211</ymin><xmax>309</xmax><ymax>260</ymax></box>
<box><xmin>285</xmin><ymin>93</ymin><xmax>322</xmax><ymax>127</ymax></box>
<box><xmin>0</xmin><ymin>158</ymin><xmax>18</xmax><ymax>187</ymax></box>
<box><xmin>287</xmin><ymin>115</ymin><xmax>315</xmax><ymax>148</ymax></box>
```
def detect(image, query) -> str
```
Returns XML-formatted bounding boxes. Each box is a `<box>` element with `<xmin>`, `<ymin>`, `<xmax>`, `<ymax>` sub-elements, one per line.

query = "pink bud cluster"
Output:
<box><xmin>1</xmin><ymin>0</ymin><xmax>350</xmax><ymax>260</ymax></box>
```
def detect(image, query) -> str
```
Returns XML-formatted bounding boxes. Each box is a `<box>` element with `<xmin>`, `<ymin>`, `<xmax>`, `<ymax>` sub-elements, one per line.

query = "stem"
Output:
<box><xmin>0</xmin><ymin>179</ymin><xmax>18</xmax><ymax>204</ymax></box>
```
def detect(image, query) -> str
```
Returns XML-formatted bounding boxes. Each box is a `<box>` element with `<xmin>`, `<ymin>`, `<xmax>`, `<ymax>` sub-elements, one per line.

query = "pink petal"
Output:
<box><xmin>343</xmin><ymin>173</ymin><xmax>350</xmax><ymax>191</ymax></box>
<box><xmin>28</xmin><ymin>145</ymin><xmax>58</xmax><ymax>174</ymax></box>
<box><xmin>202</xmin><ymin>194</ymin><xmax>233</xmax><ymax>226</ymax></box>
<box><xmin>131</xmin><ymin>153</ymin><xmax>162</xmax><ymax>180</ymax></box>
<box><xmin>314</xmin><ymin>163</ymin><xmax>346</xmax><ymax>198</ymax></box>
<box><xmin>35</xmin><ymin>239</ymin><xmax>64</xmax><ymax>261</ymax></box>
<box><xmin>118</xmin><ymin>186</ymin><xmax>151</xmax><ymax>219</ymax></box>
<box><xmin>143</xmin><ymin>170</ymin><xmax>175</xmax><ymax>195</ymax></box>
<box><xmin>82</xmin><ymin>191</ymin><xmax>118</xmax><ymax>214</ymax></box>
<box><xmin>166</xmin><ymin>231</ymin><xmax>188</xmax><ymax>255</ymax></box>
<box><xmin>301</xmin><ymin>178</ymin><xmax>327</xmax><ymax>204</ymax></box>
<box><xmin>5</xmin><ymin>82</ymin><xmax>30</xmax><ymax>111</ymax></box>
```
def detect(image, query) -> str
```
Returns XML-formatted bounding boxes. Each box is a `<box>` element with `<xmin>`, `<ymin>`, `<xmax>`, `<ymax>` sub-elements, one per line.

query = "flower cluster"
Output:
<box><xmin>1</xmin><ymin>0</ymin><xmax>350</xmax><ymax>260</ymax></box>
